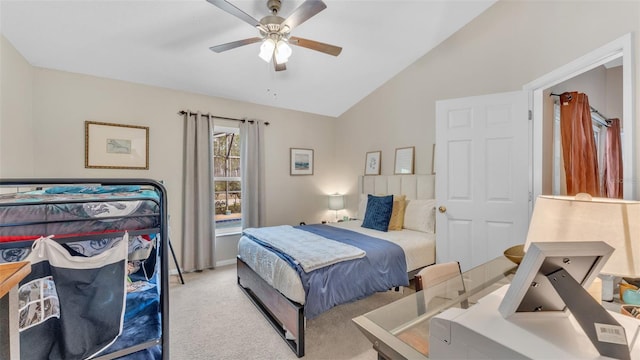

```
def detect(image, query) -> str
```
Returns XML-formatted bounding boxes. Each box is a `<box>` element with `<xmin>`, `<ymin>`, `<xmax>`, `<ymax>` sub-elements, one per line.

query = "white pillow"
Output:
<box><xmin>403</xmin><ymin>199</ymin><xmax>436</xmax><ymax>233</ymax></box>
<box><xmin>357</xmin><ymin>193</ymin><xmax>368</xmax><ymax>219</ymax></box>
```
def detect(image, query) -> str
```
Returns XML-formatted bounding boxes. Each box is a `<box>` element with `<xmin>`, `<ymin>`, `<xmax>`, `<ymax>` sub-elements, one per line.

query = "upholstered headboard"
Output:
<box><xmin>358</xmin><ymin>174</ymin><xmax>435</xmax><ymax>200</ymax></box>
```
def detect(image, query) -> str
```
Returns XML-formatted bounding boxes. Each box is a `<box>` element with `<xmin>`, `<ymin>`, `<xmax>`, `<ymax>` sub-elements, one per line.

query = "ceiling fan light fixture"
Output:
<box><xmin>258</xmin><ymin>38</ymin><xmax>276</xmax><ymax>62</ymax></box>
<box><xmin>208</xmin><ymin>0</ymin><xmax>342</xmax><ymax>71</ymax></box>
<box><xmin>274</xmin><ymin>40</ymin><xmax>292</xmax><ymax>64</ymax></box>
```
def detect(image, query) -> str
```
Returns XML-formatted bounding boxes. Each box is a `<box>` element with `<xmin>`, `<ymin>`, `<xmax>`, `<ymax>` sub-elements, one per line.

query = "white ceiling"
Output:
<box><xmin>0</xmin><ymin>0</ymin><xmax>496</xmax><ymax>117</ymax></box>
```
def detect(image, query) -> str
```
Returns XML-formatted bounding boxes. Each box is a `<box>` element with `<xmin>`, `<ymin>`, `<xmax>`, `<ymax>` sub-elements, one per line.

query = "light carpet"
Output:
<box><xmin>169</xmin><ymin>264</ymin><xmax>410</xmax><ymax>359</ymax></box>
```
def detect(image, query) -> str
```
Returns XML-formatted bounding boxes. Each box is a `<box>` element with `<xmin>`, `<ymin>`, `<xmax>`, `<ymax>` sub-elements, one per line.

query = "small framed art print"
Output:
<box><xmin>394</xmin><ymin>146</ymin><xmax>415</xmax><ymax>175</ymax></box>
<box><xmin>364</xmin><ymin>151</ymin><xmax>381</xmax><ymax>175</ymax></box>
<box><xmin>290</xmin><ymin>148</ymin><xmax>314</xmax><ymax>175</ymax></box>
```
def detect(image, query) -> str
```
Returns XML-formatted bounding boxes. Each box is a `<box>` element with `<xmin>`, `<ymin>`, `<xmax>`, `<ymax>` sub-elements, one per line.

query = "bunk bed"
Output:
<box><xmin>0</xmin><ymin>178</ymin><xmax>169</xmax><ymax>360</ymax></box>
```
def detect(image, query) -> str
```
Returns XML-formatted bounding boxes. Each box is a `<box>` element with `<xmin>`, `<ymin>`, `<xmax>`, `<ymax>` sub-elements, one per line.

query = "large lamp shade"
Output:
<box><xmin>525</xmin><ymin>194</ymin><xmax>640</xmax><ymax>277</ymax></box>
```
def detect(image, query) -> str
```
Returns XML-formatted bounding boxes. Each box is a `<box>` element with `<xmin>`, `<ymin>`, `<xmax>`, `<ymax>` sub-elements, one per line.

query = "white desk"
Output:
<box><xmin>430</xmin><ymin>285</ymin><xmax>640</xmax><ymax>359</ymax></box>
<box><xmin>353</xmin><ymin>256</ymin><xmax>517</xmax><ymax>359</ymax></box>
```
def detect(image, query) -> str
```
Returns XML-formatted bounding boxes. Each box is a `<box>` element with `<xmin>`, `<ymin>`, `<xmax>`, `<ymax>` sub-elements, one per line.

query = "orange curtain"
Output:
<box><xmin>602</xmin><ymin>118</ymin><xmax>623</xmax><ymax>198</ymax></box>
<box><xmin>559</xmin><ymin>91</ymin><xmax>600</xmax><ymax>196</ymax></box>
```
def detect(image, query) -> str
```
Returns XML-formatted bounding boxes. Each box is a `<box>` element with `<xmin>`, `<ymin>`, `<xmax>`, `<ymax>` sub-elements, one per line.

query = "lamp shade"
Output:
<box><xmin>328</xmin><ymin>194</ymin><xmax>345</xmax><ymax>211</ymax></box>
<box><xmin>525</xmin><ymin>194</ymin><xmax>640</xmax><ymax>277</ymax></box>
<box><xmin>258</xmin><ymin>38</ymin><xmax>276</xmax><ymax>62</ymax></box>
<box><xmin>274</xmin><ymin>40</ymin><xmax>292</xmax><ymax>64</ymax></box>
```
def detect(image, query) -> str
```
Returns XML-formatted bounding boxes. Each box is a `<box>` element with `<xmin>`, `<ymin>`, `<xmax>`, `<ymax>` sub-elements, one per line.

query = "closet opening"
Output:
<box><xmin>526</xmin><ymin>32</ymin><xmax>635</xmax><ymax>202</ymax></box>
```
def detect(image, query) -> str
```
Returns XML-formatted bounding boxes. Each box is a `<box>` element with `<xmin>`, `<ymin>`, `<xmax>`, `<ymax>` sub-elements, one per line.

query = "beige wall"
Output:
<box><xmin>0</xmin><ymin>36</ymin><xmax>34</xmax><ymax>178</ymax></box>
<box><xmin>606</xmin><ymin>66</ymin><xmax>624</xmax><ymax>120</ymax></box>
<box><xmin>1</xmin><ymin>36</ymin><xmax>339</xmax><ymax>267</ymax></box>
<box><xmin>335</xmin><ymin>0</ymin><xmax>640</xmax><ymax>212</ymax></box>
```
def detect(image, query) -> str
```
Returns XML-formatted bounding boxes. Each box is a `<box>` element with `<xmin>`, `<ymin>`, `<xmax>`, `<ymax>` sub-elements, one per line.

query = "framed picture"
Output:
<box><xmin>394</xmin><ymin>146</ymin><xmax>415</xmax><ymax>174</ymax></box>
<box><xmin>85</xmin><ymin>121</ymin><xmax>149</xmax><ymax>169</ymax></box>
<box><xmin>364</xmin><ymin>151</ymin><xmax>381</xmax><ymax>175</ymax></box>
<box><xmin>290</xmin><ymin>148</ymin><xmax>314</xmax><ymax>175</ymax></box>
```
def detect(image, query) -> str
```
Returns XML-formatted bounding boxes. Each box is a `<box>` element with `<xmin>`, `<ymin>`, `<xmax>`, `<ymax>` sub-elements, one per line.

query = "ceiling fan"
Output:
<box><xmin>207</xmin><ymin>0</ymin><xmax>342</xmax><ymax>71</ymax></box>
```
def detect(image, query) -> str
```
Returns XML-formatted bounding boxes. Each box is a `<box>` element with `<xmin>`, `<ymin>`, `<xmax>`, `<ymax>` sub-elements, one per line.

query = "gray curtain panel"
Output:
<box><xmin>181</xmin><ymin>112</ymin><xmax>215</xmax><ymax>271</ymax></box>
<box><xmin>240</xmin><ymin>120</ymin><xmax>266</xmax><ymax>229</ymax></box>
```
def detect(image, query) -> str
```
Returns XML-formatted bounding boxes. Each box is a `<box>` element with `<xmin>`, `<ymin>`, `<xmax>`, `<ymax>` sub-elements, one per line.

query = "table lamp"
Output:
<box><xmin>525</xmin><ymin>194</ymin><xmax>640</xmax><ymax>278</ymax></box>
<box><xmin>526</xmin><ymin>194</ymin><xmax>640</xmax><ymax>301</ymax></box>
<box><xmin>328</xmin><ymin>194</ymin><xmax>345</xmax><ymax>222</ymax></box>
<box><xmin>510</xmin><ymin>194</ymin><xmax>640</xmax><ymax>359</ymax></box>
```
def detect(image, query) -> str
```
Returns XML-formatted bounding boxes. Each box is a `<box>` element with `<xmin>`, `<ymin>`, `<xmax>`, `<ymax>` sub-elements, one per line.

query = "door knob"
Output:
<box><xmin>438</xmin><ymin>206</ymin><xmax>447</xmax><ymax>213</ymax></box>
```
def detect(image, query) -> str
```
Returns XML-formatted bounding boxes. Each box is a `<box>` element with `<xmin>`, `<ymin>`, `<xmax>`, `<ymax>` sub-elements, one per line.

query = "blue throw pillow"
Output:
<box><xmin>362</xmin><ymin>194</ymin><xmax>394</xmax><ymax>232</ymax></box>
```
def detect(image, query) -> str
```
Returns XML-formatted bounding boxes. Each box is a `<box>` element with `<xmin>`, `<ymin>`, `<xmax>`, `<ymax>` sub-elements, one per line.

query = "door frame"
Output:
<box><xmin>523</xmin><ymin>32</ymin><xmax>635</xmax><ymax>200</ymax></box>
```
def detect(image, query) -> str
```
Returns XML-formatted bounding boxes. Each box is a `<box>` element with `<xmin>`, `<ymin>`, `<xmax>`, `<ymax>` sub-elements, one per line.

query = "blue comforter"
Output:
<box><xmin>244</xmin><ymin>224</ymin><xmax>409</xmax><ymax>319</ymax></box>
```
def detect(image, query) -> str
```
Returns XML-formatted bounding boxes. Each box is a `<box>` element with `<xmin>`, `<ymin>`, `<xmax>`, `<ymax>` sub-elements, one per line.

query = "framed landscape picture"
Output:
<box><xmin>364</xmin><ymin>151</ymin><xmax>381</xmax><ymax>175</ymax></box>
<box><xmin>85</xmin><ymin>121</ymin><xmax>149</xmax><ymax>169</ymax></box>
<box><xmin>290</xmin><ymin>148</ymin><xmax>314</xmax><ymax>175</ymax></box>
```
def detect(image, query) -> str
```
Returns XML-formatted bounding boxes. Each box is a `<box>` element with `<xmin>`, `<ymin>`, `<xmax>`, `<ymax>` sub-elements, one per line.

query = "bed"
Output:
<box><xmin>237</xmin><ymin>174</ymin><xmax>436</xmax><ymax>357</ymax></box>
<box><xmin>0</xmin><ymin>179</ymin><xmax>169</xmax><ymax>360</ymax></box>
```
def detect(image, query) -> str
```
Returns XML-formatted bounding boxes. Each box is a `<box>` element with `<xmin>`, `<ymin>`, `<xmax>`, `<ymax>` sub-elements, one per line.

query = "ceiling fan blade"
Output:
<box><xmin>280</xmin><ymin>0</ymin><xmax>326</xmax><ymax>32</ymax></box>
<box><xmin>289</xmin><ymin>37</ymin><xmax>342</xmax><ymax>56</ymax></box>
<box><xmin>206</xmin><ymin>0</ymin><xmax>262</xmax><ymax>28</ymax></box>
<box><xmin>209</xmin><ymin>37</ymin><xmax>262</xmax><ymax>53</ymax></box>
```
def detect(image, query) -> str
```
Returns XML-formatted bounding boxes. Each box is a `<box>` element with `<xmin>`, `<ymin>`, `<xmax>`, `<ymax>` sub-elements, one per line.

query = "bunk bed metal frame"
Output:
<box><xmin>0</xmin><ymin>178</ymin><xmax>170</xmax><ymax>359</ymax></box>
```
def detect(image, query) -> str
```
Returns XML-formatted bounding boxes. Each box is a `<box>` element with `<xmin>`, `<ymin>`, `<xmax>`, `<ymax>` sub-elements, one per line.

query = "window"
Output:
<box><xmin>213</xmin><ymin>126</ymin><xmax>241</xmax><ymax>234</ymax></box>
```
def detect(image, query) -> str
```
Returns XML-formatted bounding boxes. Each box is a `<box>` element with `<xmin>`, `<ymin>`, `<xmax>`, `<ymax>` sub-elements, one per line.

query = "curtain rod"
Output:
<box><xmin>178</xmin><ymin>110</ymin><xmax>269</xmax><ymax>125</ymax></box>
<box><xmin>549</xmin><ymin>93</ymin><xmax>611</xmax><ymax>126</ymax></box>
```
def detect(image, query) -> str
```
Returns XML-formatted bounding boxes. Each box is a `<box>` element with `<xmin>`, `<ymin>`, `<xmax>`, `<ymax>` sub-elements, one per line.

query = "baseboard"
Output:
<box><xmin>167</xmin><ymin>258</ymin><xmax>236</xmax><ymax>276</ymax></box>
<box><xmin>169</xmin><ymin>268</ymin><xmax>180</xmax><ymax>276</ymax></box>
<box><xmin>216</xmin><ymin>258</ymin><xmax>237</xmax><ymax>267</ymax></box>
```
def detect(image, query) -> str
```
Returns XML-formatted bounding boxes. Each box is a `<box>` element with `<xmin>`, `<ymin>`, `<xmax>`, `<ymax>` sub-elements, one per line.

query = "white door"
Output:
<box><xmin>435</xmin><ymin>91</ymin><xmax>530</xmax><ymax>272</ymax></box>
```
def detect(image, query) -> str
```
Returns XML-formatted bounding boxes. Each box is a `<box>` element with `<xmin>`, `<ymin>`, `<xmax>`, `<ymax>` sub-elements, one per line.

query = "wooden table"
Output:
<box><xmin>0</xmin><ymin>261</ymin><xmax>31</xmax><ymax>360</ymax></box>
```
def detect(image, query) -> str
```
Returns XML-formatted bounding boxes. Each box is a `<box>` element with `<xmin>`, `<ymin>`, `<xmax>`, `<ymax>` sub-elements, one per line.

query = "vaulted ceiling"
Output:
<box><xmin>1</xmin><ymin>0</ymin><xmax>496</xmax><ymax>117</ymax></box>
